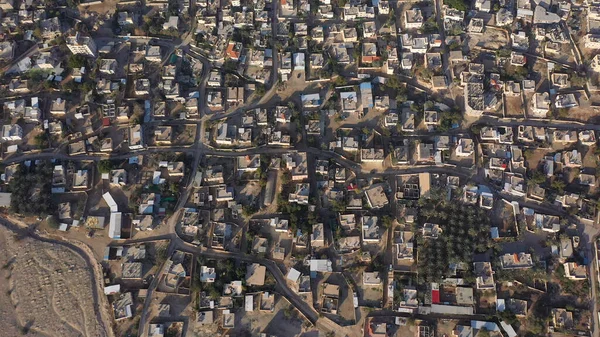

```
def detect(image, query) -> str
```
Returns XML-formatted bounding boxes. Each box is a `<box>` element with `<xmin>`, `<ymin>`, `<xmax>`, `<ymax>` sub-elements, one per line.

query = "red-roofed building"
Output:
<box><xmin>431</xmin><ymin>282</ymin><xmax>440</xmax><ymax>304</ymax></box>
<box><xmin>225</xmin><ymin>42</ymin><xmax>242</xmax><ymax>60</ymax></box>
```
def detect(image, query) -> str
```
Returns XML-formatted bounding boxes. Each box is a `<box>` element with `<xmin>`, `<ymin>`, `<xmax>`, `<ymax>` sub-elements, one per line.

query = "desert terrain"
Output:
<box><xmin>0</xmin><ymin>225</ymin><xmax>109</xmax><ymax>337</ymax></box>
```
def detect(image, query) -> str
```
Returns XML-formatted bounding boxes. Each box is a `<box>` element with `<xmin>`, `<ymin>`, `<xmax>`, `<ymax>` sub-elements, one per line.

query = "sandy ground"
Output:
<box><xmin>0</xmin><ymin>227</ymin><xmax>45</xmax><ymax>337</ymax></box>
<box><xmin>0</xmin><ymin>225</ymin><xmax>109</xmax><ymax>337</ymax></box>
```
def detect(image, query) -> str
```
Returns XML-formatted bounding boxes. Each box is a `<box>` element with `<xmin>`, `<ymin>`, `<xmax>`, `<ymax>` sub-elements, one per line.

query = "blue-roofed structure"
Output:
<box><xmin>360</xmin><ymin>82</ymin><xmax>373</xmax><ymax>109</ymax></box>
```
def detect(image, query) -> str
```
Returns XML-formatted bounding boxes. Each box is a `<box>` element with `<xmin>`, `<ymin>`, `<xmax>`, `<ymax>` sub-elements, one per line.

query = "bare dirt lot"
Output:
<box><xmin>0</xmin><ymin>225</ymin><xmax>109</xmax><ymax>337</ymax></box>
<box><xmin>467</xmin><ymin>28</ymin><xmax>509</xmax><ymax>50</ymax></box>
<box><xmin>505</xmin><ymin>95</ymin><xmax>525</xmax><ymax>117</ymax></box>
<box><xmin>0</xmin><ymin>228</ymin><xmax>46</xmax><ymax>337</ymax></box>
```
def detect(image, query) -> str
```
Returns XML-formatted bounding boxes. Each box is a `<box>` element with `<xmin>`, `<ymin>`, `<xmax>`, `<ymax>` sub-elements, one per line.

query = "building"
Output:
<box><xmin>66</xmin><ymin>33</ymin><xmax>97</xmax><ymax>57</ymax></box>
<box><xmin>321</xmin><ymin>283</ymin><xmax>340</xmax><ymax>314</ymax></box>
<box><xmin>364</xmin><ymin>184</ymin><xmax>389</xmax><ymax>209</ymax></box>
<box><xmin>222</xmin><ymin>310</ymin><xmax>235</xmax><ymax>328</ymax></box>
<box><xmin>226</xmin><ymin>87</ymin><xmax>244</xmax><ymax>106</ymax></box>
<box><xmin>0</xmin><ymin>192</ymin><xmax>11</xmax><ymax>208</ymax></box>
<box><xmin>1</xmin><ymin>124</ymin><xmax>22</xmax><ymax>142</ymax></box>
<box><xmin>200</xmin><ymin>266</ymin><xmax>216</xmax><ymax>282</ymax></box>
<box><xmin>339</xmin><ymin>213</ymin><xmax>356</xmax><ymax>231</ymax></box>
<box><xmin>337</xmin><ymin>236</ymin><xmax>361</xmax><ymax>252</ymax></box>
<box><xmin>207</xmin><ymin>71</ymin><xmax>222</xmax><ymax>87</ymax></box>
<box><xmin>361</xmin><ymin>148</ymin><xmax>384</xmax><ymax>163</ymax></box>
<box><xmin>474</xmin><ymin>262</ymin><xmax>494</xmax><ymax>289</ymax></box>
<box><xmin>196</xmin><ymin>311</ymin><xmax>213</xmax><ymax>326</ymax></box>
<box><xmin>109</xmin><ymin>212</ymin><xmax>122</xmax><ymax>239</ymax></box>
<box><xmin>145</xmin><ymin>45</ymin><xmax>162</xmax><ymax>62</ymax></box>
<box><xmin>134</xmin><ymin>79</ymin><xmax>150</xmax><ymax>96</ymax></box>
<box><xmin>500</xmin><ymin>252</ymin><xmax>534</xmax><ymax>269</ymax></box>
<box><xmin>118</xmin><ymin>12</ymin><xmax>134</xmax><ymax>26</ymax></box>
<box><xmin>282</xmin><ymin>152</ymin><xmax>308</xmax><ymax>180</ymax></box>
<box><xmin>395</xmin><ymin>231</ymin><xmax>414</xmax><ymax>261</ymax></box>
<box><xmin>555</xmin><ymin>93</ymin><xmax>578</xmax><ymax>109</ymax></box>
<box><xmin>311</xmin><ymin>223</ymin><xmax>325</xmax><ymax>248</ymax></box>
<box><xmin>362</xmin><ymin>215</ymin><xmax>380</xmax><ymax>243</ymax></box>
<box><xmin>456</xmin><ymin>138</ymin><xmax>474</xmax><ymax>157</ymax></box>
<box><xmin>564</xmin><ymin>262</ymin><xmax>587</xmax><ymax>280</ymax></box>
<box><xmin>293</xmin><ymin>52</ymin><xmax>305</xmax><ymax>71</ymax></box>
<box><xmin>363</xmin><ymin>272</ymin><xmax>382</xmax><ymax>285</ymax></box>
<box><xmin>288</xmin><ymin>183</ymin><xmax>310</xmax><ymax>205</ymax></box>
<box><xmin>50</xmin><ymin>98</ymin><xmax>66</xmax><ymax>116</ymax></box>
<box><xmin>552</xmin><ymin>308</ymin><xmax>573</xmax><ymax>329</ymax></box>
<box><xmin>99</xmin><ymin>59</ymin><xmax>117</xmax><ymax>74</ymax></box>
<box><xmin>360</xmin><ymin>82</ymin><xmax>373</xmax><ymax>111</ymax></box>
<box><xmin>531</xmin><ymin>92</ymin><xmax>550</xmax><ymax>117</ymax></box>
<box><xmin>237</xmin><ymin>154</ymin><xmax>261</xmax><ymax>172</ymax></box>
<box><xmin>128</xmin><ymin>124</ymin><xmax>144</xmax><ymax>150</ymax></box>
<box><xmin>301</xmin><ymin>93</ymin><xmax>321</xmax><ymax>108</ymax></box>
<box><xmin>422</xmin><ymin>223</ymin><xmax>442</xmax><ymax>239</ymax></box>
<box><xmin>246</xmin><ymin>263</ymin><xmax>267</xmax><ymax>286</ymax></box>
<box><xmin>122</xmin><ymin>262</ymin><xmax>143</xmax><ymax>279</ymax></box>
<box><xmin>72</xmin><ymin>170</ymin><xmax>89</xmax><ymax>190</ymax></box>
<box><xmin>404</xmin><ymin>8</ymin><xmax>423</xmax><ymax>29</ymax></box>
<box><xmin>0</xmin><ymin>0</ymin><xmax>13</xmax><ymax>10</ymax></box>
<box><xmin>340</xmin><ymin>91</ymin><xmax>358</xmax><ymax>113</ymax></box>
<box><xmin>464</xmin><ymin>74</ymin><xmax>484</xmax><ymax>116</ymax></box>
<box><xmin>148</xmin><ymin>324</ymin><xmax>164</xmax><ymax>337</ymax></box>
<box><xmin>0</xmin><ymin>41</ymin><xmax>15</xmax><ymax>62</ymax></box>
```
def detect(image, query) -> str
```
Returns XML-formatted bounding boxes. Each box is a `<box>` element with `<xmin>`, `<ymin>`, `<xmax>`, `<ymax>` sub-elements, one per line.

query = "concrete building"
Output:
<box><xmin>66</xmin><ymin>33</ymin><xmax>97</xmax><ymax>57</ymax></box>
<box><xmin>1</xmin><ymin>124</ymin><xmax>22</xmax><ymax>142</ymax></box>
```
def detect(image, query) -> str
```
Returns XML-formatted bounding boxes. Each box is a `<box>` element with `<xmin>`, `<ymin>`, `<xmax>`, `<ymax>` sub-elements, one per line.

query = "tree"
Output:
<box><xmin>333</xmin><ymin>76</ymin><xmax>347</xmax><ymax>86</ymax></box>
<box><xmin>385</xmin><ymin>76</ymin><xmax>401</xmax><ymax>89</ymax></box>
<box><xmin>570</xmin><ymin>73</ymin><xmax>586</xmax><ymax>87</ymax></box>
<box><xmin>444</xmin><ymin>0</ymin><xmax>468</xmax><ymax>10</ymax></box>
<box><xmin>130</xmin><ymin>104</ymin><xmax>144</xmax><ymax>125</ymax></box>
<box><xmin>254</xmin><ymin>83</ymin><xmax>266</xmax><ymax>96</ymax></box>
<box><xmin>551</xmin><ymin>179</ymin><xmax>566</xmax><ymax>194</ymax></box>
<box><xmin>496</xmin><ymin>48</ymin><xmax>512</xmax><ymax>58</ymax></box>
<box><xmin>396</xmin><ymin>85</ymin><xmax>408</xmax><ymax>102</ymax></box>
<box><xmin>386</xmin><ymin>9</ymin><xmax>395</xmax><ymax>26</ymax></box>
<box><xmin>478</xmin><ymin>329</ymin><xmax>491</xmax><ymax>337</ymax></box>
<box><xmin>242</xmin><ymin>204</ymin><xmax>258</xmax><ymax>217</ymax></box>
<box><xmin>164</xmin><ymin>326</ymin><xmax>179</xmax><ymax>337</ymax></box>
<box><xmin>498</xmin><ymin>309</ymin><xmax>519</xmax><ymax>325</ymax></box>
<box><xmin>530</xmin><ymin>170</ymin><xmax>546</xmax><ymax>185</ymax></box>
<box><xmin>67</xmin><ymin>54</ymin><xmax>87</xmax><ymax>69</ymax></box>
<box><xmin>448</xmin><ymin>40</ymin><xmax>461</xmax><ymax>51</ymax></box>
<box><xmin>438</xmin><ymin>110</ymin><xmax>463</xmax><ymax>131</ymax></box>
<box><xmin>382</xmin><ymin>215</ymin><xmax>394</xmax><ymax>229</ymax></box>
<box><xmin>556</xmin><ymin>108</ymin><xmax>569</xmax><ymax>119</ymax></box>
<box><xmin>47</xmin><ymin>215</ymin><xmax>59</xmax><ymax>229</ymax></box>
<box><xmin>34</xmin><ymin>133</ymin><xmax>50</xmax><ymax>148</ymax></box>
<box><xmin>421</xmin><ymin>18</ymin><xmax>439</xmax><ymax>34</ymax></box>
<box><xmin>98</xmin><ymin>160</ymin><xmax>114</xmax><ymax>173</ymax></box>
